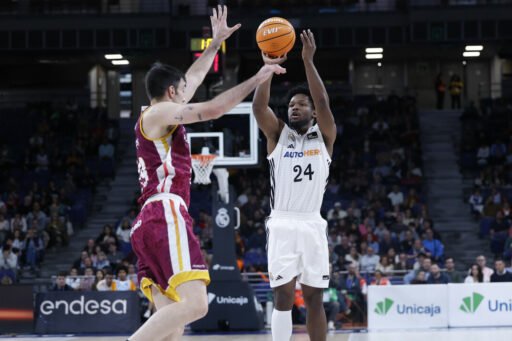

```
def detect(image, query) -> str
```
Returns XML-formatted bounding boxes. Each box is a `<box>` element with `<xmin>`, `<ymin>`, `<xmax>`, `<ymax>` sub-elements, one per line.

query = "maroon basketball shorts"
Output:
<box><xmin>130</xmin><ymin>193</ymin><xmax>210</xmax><ymax>303</ymax></box>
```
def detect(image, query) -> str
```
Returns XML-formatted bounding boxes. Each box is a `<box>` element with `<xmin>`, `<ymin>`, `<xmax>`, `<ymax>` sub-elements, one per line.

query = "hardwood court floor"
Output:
<box><xmin>3</xmin><ymin>328</ymin><xmax>512</xmax><ymax>341</ymax></box>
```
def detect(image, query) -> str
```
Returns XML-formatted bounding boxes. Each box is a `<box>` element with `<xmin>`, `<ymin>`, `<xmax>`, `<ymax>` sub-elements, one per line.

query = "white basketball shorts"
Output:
<box><xmin>266</xmin><ymin>210</ymin><xmax>330</xmax><ymax>289</ymax></box>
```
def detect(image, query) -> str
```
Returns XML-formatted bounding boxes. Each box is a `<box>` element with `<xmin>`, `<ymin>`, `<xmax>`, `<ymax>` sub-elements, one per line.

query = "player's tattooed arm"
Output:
<box><xmin>151</xmin><ymin>64</ymin><xmax>285</xmax><ymax>127</ymax></box>
<box><xmin>172</xmin><ymin>106</ymin><xmax>201</xmax><ymax>122</ymax></box>
<box><xmin>154</xmin><ymin>103</ymin><xmax>217</xmax><ymax>125</ymax></box>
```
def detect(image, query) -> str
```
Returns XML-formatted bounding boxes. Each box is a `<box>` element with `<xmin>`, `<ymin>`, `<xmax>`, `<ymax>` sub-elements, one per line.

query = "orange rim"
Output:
<box><xmin>191</xmin><ymin>154</ymin><xmax>217</xmax><ymax>166</ymax></box>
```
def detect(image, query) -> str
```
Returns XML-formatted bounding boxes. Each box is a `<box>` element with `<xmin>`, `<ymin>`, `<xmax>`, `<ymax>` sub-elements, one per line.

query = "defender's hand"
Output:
<box><xmin>210</xmin><ymin>5</ymin><xmax>241</xmax><ymax>47</ymax></box>
<box><xmin>256</xmin><ymin>64</ymin><xmax>287</xmax><ymax>84</ymax></box>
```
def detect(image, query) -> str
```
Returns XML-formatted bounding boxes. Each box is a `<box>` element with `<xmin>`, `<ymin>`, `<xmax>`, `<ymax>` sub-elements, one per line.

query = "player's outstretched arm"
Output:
<box><xmin>147</xmin><ymin>64</ymin><xmax>286</xmax><ymax>126</ymax></box>
<box><xmin>301</xmin><ymin>29</ymin><xmax>337</xmax><ymax>155</ymax></box>
<box><xmin>252</xmin><ymin>53</ymin><xmax>286</xmax><ymax>152</ymax></box>
<box><xmin>182</xmin><ymin>5</ymin><xmax>241</xmax><ymax>103</ymax></box>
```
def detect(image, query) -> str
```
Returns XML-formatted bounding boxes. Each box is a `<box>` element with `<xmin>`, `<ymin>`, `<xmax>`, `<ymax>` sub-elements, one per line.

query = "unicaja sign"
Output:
<box><xmin>460</xmin><ymin>292</ymin><xmax>484</xmax><ymax>313</ymax></box>
<box><xmin>212</xmin><ymin>264</ymin><xmax>235</xmax><ymax>271</ymax></box>
<box><xmin>206</xmin><ymin>293</ymin><xmax>249</xmax><ymax>306</ymax></box>
<box><xmin>40</xmin><ymin>296</ymin><xmax>127</xmax><ymax>315</ymax></box>
<box><xmin>374</xmin><ymin>297</ymin><xmax>442</xmax><ymax>317</ymax></box>
<box><xmin>460</xmin><ymin>291</ymin><xmax>512</xmax><ymax>313</ymax></box>
<box><xmin>374</xmin><ymin>298</ymin><xmax>394</xmax><ymax>315</ymax></box>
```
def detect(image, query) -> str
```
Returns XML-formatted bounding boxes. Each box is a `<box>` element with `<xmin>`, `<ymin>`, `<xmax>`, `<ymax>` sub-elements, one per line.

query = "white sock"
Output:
<box><xmin>271</xmin><ymin>309</ymin><xmax>292</xmax><ymax>341</ymax></box>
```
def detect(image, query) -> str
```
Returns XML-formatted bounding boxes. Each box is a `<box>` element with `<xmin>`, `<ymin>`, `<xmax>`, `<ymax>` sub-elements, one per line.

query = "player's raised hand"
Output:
<box><xmin>301</xmin><ymin>29</ymin><xmax>316</xmax><ymax>63</ymax></box>
<box><xmin>210</xmin><ymin>5</ymin><xmax>241</xmax><ymax>45</ymax></box>
<box><xmin>261</xmin><ymin>52</ymin><xmax>287</xmax><ymax>65</ymax></box>
<box><xmin>256</xmin><ymin>64</ymin><xmax>287</xmax><ymax>84</ymax></box>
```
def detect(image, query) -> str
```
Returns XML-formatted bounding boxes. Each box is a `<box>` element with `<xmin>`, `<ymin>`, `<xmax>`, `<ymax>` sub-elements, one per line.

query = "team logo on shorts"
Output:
<box><xmin>215</xmin><ymin>208</ymin><xmax>230</xmax><ymax>228</ymax></box>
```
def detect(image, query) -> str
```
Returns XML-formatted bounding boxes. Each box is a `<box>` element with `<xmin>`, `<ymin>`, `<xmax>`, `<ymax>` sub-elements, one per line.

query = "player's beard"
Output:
<box><xmin>289</xmin><ymin>117</ymin><xmax>312</xmax><ymax>132</ymax></box>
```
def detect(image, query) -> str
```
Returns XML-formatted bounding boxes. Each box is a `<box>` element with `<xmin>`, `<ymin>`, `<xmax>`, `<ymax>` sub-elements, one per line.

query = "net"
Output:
<box><xmin>191</xmin><ymin>154</ymin><xmax>217</xmax><ymax>185</ymax></box>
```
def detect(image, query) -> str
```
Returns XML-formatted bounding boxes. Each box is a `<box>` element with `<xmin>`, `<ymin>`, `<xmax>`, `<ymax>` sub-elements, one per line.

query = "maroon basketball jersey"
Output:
<box><xmin>134</xmin><ymin>108</ymin><xmax>191</xmax><ymax>207</ymax></box>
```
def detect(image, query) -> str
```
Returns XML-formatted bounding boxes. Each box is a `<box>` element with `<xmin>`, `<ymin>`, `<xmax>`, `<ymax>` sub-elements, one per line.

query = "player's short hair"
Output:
<box><xmin>286</xmin><ymin>84</ymin><xmax>314</xmax><ymax>109</ymax></box>
<box><xmin>145</xmin><ymin>62</ymin><xmax>185</xmax><ymax>100</ymax></box>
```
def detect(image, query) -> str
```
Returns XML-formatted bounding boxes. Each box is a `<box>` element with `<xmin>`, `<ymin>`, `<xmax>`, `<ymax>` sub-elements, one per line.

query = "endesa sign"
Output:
<box><xmin>35</xmin><ymin>291</ymin><xmax>140</xmax><ymax>334</ymax></box>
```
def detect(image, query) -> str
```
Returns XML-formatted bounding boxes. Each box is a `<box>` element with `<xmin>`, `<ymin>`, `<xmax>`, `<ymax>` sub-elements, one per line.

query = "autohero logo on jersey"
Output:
<box><xmin>207</xmin><ymin>293</ymin><xmax>249</xmax><ymax>306</ymax></box>
<box><xmin>40</xmin><ymin>295</ymin><xmax>127</xmax><ymax>316</ymax></box>
<box><xmin>283</xmin><ymin>149</ymin><xmax>321</xmax><ymax>158</ymax></box>
<box><xmin>215</xmin><ymin>208</ymin><xmax>230</xmax><ymax>228</ymax></box>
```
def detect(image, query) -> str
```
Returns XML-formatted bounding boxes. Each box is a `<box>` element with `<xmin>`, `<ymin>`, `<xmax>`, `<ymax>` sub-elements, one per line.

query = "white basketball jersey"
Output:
<box><xmin>268</xmin><ymin>124</ymin><xmax>331</xmax><ymax>213</ymax></box>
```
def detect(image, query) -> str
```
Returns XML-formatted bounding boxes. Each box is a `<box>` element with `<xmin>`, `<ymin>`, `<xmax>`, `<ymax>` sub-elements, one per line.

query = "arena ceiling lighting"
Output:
<box><xmin>365</xmin><ymin>47</ymin><xmax>383</xmax><ymax>53</ymax></box>
<box><xmin>463</xmin><ymin>51</ymin><xmax>480</xmax><ymax>57</ymax></box>
<box><xmin>112</xmin><ymin>60</ymin><xmax>130</xmax><ymax>65</ymax></box>
<box><xmin>104</xmin><ymin>54</ymin><xmax>123</xmax><ymax>60</ymax></box>
<box><xmin>365</xmin><ymin>54</ymin><xmax>383</xmax><ymax>60</ymax></box>
<box><xmin>465</xmin><ymin>45</ymin><xmax>484</xmax><ymax>51</ymax></box>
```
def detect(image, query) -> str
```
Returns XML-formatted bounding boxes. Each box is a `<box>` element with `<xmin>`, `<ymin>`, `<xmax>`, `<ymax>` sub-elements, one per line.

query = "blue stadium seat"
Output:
<box><xmin>244</xmin><ymin>249</ymin><xmax>268</xmax><ymax>266</ymax></box>
<box><xmin>460</xmin><ymin>151</ymin><xmax>477</xmax><ymax>169</ymax></box>
<box><xmin>479</xmin><ymin>217</ymin><xmax>494</xmax><ymax>237</ymax></box>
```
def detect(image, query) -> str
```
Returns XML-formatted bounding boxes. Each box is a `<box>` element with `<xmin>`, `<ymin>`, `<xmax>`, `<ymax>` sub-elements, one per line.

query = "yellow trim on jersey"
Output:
<box><xmin>140</xmin><ymin>277</ymin><xmax>168</xmax><ymax>303</ymax></box>
<box><xmin>167</xmin><ymin>271</ymin><xmax>211</xmax><ymax>302</ymax></box>
<box><xmin>170</xmin><ymin>200</ymin><xmax>184</xmax><ymax>272</ymax></box>
<box><xmin>161</xmin><ymin>137</ymin><xmax>170</xmax><ymax>153</ymax></box>
<box><xmin>139</xmin><ymin>106</ymin><xmax>178</xmax><ymax>141</ymax></box>
<box><xmin>139</xmin><ymin>271</ymin><xmax>211</xmax><ymax>303</ymax></box>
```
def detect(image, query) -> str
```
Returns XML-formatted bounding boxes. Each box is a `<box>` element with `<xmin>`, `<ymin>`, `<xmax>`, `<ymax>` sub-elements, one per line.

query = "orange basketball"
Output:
<box><xmin>256</xmin><ymin>17</ymin><xmax>295</xmax><ymax>58</ymax></box>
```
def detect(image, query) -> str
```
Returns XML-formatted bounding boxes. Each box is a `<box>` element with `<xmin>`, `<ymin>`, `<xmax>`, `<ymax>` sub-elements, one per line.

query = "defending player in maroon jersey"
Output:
<box><xmin>134</xmin><ymin>121</ymin><xmax>192</xmax><ymax>207</ymax></box>
<box><xmin>128</xmin><ymin>6</ymin><xmax>286</xmax><ymax>341</ymax></box>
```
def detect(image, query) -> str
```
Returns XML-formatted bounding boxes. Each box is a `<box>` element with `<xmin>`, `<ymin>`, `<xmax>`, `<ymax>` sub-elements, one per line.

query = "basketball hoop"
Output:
<box><xmin>191</xmin><ymin>154</ymin><xmax>217</xmax><ymax>185</ymax></box>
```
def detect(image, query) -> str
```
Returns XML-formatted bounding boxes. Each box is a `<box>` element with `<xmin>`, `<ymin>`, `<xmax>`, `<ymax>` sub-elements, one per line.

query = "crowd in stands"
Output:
<box><xmin>57</xmin><ymin>196</ymin><xmax>147</xmax><ymax>315</ymax></box>
<box><xmin>42</xmin><ymin>92</ymin><xmax>512</xmax><ymax>329</ymax></box>
<box><xmin>461</xmin><ymin>98</ymin><xmax>512</xmax><ymax>261</ymax></box>
<box><xmin>59</xmin><ymin>207</ymin><xmax>139</xmax><ymax>293</ymax></box>
<box><xmin>185</xmin><ymin>93</ymin><xmax>509</xmax><ymax>327</ymax></box>
<box><xmin>0</xmin><ymin>103</ymin><xmax>117</xmax><ymax>284</ymax></box>
<box><xmin>188</xmin><ymin>92</ymin><xmax>455</xmax><ymax>326</ymax></box>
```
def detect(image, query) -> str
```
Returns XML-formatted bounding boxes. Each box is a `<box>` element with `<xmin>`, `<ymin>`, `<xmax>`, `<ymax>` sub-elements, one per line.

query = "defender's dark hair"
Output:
<box><xmin>286</xmin><ymin>84</ymin><xmax>314</xmax><ymax>108</ymax></box>
<box><xmin>145</xmin><ymin>62</ymin><xmax>185</xmax><ymax>100</ymax></box>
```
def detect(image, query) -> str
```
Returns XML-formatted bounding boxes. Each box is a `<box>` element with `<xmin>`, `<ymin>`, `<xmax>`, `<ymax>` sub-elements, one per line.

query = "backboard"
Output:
<box><xmin>141</xmin><ymin>102</ymin><xmax>259</xmax><ymax>168</ymax></box>
<box><xmin>186</xmin><ymin>102</ymin><xmax>259</xmax><ymax>168</ymax></box>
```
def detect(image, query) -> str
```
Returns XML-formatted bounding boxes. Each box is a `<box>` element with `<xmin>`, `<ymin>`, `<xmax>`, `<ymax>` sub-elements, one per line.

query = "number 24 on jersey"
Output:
<box><xmin>293</xmin><ymin>163</ymin><xmax>314</xmax><ymax>182</ymax></box>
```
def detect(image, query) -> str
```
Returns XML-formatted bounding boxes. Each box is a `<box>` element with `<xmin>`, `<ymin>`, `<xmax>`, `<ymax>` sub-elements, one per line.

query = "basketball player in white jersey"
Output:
<box><xmin>252</xmin><ymin>30</ymin><xmax>336</xmax><ymax>341</ymax></box>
